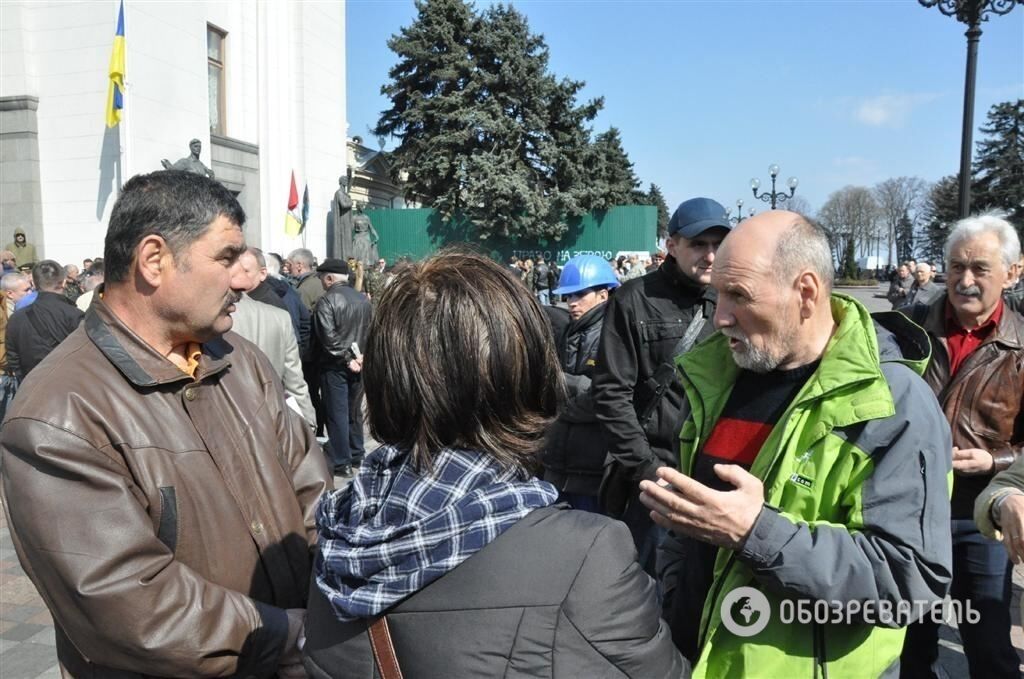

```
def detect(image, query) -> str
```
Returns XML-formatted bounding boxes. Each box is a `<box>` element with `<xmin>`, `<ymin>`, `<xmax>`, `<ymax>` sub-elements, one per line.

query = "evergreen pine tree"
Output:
<box><xmin>375</xmin><ymin>0</ymin><xmax>602</xmax><ymax>240</ymax></box>
<box><xmin>374</xmin><ymin>0</ymin><xmax>477</xmax><ymax>219</ymax></box>
<box><xmin>647</xmin><ymin>183</ymin><xmax>670</xmax><ymax>238</ymax></box>
<box><xmin>972</xmin><ymin>99</ymin><xmax>1023</xmax><ymax>238</ymax></box>
<box><xmin>920</xmin><ymin>174</ymin><xmax>959</xmax><ymax>265</ymax></box>
<box><xmin>588</xmin><ymin>127</ymin><xmax>641</xmax><ymax>210</ymax></box>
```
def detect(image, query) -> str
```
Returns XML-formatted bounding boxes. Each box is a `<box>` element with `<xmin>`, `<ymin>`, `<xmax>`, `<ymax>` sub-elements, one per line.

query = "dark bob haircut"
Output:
<box><xmin>364</xmin><ymin>248</ymin><xmax>565</xmax><ymax>472</ymax></box>
<box><xmin>104</xmin><ymin>171</ymin><xmax>245</xmax><ymax>283</ymax></box>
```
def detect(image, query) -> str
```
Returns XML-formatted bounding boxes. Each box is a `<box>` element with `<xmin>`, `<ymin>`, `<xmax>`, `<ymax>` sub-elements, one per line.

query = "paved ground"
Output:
<box><xmin>0</xmin><ymin>285</ymin><xmax>1020</xmax><ymax>676</ymax></box>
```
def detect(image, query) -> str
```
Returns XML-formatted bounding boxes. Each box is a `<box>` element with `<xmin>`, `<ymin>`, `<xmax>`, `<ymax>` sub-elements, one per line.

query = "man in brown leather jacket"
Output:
<box><xmin>0</xmin><ymin>171</ymin><xmax>332</xmax><ymax>678</ymax></box>
<box><xmin>899</xmin><ymin>212</ymin><xmax>1024</xmax><ymax>679</ymax></box>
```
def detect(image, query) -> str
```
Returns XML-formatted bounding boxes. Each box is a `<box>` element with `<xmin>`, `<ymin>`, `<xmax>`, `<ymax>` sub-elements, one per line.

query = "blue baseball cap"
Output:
<box><xmin>667</xmin><ymin>198</ymin><xmax>732</xmax><ymax>239</ymax></box>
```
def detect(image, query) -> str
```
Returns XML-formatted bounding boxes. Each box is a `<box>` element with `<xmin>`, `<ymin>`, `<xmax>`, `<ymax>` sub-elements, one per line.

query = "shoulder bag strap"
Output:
<box><xmin>673</xmin><ymin>308</ymin><xmax>706</xmax><ymax>358</ymax></box>
<box><xmin>367</xmin><ymin>616</ymin><xmax>404</xmax><ymax>679</ymax></box>
<box><xmin>636</xmin><ymin>308</ymin><xmax>707</xmax><ymax>427</ymax></box>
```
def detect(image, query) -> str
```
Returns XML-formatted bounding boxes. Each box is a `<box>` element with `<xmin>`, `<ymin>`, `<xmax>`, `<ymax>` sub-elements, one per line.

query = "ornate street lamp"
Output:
<box><xmin>751</xmin><ymin>164</ymin><xmax>798</xmax><ymax>209</ymax></box>
<box><xmin>725</xmin><ymin>198</ymin><xmax>755</xmax><ymax>225</ymax></box>
<box><xmin>918</xmin><ymin>0</ymin><xmax>1022</xmax><ymax>218</ymax></box>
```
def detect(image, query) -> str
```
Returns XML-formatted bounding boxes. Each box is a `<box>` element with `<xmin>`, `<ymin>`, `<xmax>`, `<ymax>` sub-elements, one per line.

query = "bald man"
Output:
<box><xmin>641</xmin><ymin>211</ymin><xmax>952</xmax><ymax>677</ymax></box>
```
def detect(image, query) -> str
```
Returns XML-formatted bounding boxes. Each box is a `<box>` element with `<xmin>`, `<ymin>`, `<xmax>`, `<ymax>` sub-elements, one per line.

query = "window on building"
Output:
<box><xmin>207</xmin><ymin>25</ymin><xmax>226</xmax><ymax>136</ymax></box>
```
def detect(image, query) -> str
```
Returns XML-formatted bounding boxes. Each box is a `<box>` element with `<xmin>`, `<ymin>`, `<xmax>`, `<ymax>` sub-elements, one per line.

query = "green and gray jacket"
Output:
<box><xmin>662</xmin><ymin>294</ymin><xmax>952</xmax><ymax>678</ymax></box>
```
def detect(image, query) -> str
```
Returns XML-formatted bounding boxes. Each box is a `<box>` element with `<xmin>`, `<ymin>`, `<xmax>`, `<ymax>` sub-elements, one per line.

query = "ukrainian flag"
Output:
<box><xmin>105</xmin><ymin>0</ymin><xmax>125</xmax><ymax>128</ymax></box>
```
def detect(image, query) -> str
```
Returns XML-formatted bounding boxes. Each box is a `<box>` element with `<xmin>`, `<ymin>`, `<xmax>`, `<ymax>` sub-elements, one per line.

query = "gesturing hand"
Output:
<box><xmin>639</xmin><ymin>465</ymin><xmax>764</xmax><ymax>550</ymax></box>
<box><xmin>998</xmin><ymin>494</ymin><xmax>1024</xmax><ymax>565</ymax></box>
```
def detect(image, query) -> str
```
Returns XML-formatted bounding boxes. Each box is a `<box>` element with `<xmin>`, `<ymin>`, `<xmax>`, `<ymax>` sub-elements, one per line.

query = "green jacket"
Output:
<box><xmin>664</xmin><ymin>294</ymin><xmax>952</xmax><ymax>678</ymax></box>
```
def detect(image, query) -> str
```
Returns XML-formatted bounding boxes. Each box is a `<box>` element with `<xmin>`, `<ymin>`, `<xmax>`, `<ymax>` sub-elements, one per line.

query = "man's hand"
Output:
<box><xmin>277</xmin><ymin>608</ymin><xmax>307</xmax><ymax>678</ymax></box>
<box><xmin>999</xmin><ymin>494</ymin><xmax>1024</xmax><ymax>565</ymax></box>
<box><xmin>347</xmin><ymin>357</ymin><xmax>363</xmax><ymax>374</ymax></box>
<box><xmin>639</xmin><ymin>465</ymin><xmax>764</xmax><ymax>550</ymax></box>
<box><xmin>952</xmin><ymin>446</ymin><xmax>994</xmax><ymax>475</ymax></box>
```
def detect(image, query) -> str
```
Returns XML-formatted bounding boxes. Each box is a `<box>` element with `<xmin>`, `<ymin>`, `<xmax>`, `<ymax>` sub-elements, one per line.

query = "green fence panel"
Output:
<box><xmin>366</xmin><ymin>205</ymin><xmax>657</xmax><ymax>264</ymax></box>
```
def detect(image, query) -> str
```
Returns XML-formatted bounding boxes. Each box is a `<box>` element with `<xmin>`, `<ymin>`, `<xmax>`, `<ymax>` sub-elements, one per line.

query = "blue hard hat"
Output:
<box><xmin>553</xmin><ymin>255</ymin><xmax>621</xmax><ymax>295</ymax></box>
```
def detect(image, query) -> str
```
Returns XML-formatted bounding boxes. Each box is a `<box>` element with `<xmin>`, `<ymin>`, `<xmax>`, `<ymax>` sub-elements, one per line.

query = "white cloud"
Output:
<box><xmin>852</xmin><ymin>93</ymin><xmax>942</xmax><ymax>128</ymax></box>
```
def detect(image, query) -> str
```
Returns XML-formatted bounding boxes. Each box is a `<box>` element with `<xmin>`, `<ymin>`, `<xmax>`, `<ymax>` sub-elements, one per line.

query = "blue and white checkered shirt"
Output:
<box><xmin>315</xmin><ymin>444</ymin><xmax>558</xmax><ymax>621</ymax></box>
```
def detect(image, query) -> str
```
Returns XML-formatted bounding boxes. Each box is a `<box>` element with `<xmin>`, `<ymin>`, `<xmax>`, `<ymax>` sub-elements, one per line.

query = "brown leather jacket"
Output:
<box><xmin>913</xmin><ymin>295</ymin><xmax>1024</xmax><ymax>518</ymax></box>
<box><xmin>1</xmin><ymin>300</ymin><xmax>333</xmax><ymax>677</ymax></box>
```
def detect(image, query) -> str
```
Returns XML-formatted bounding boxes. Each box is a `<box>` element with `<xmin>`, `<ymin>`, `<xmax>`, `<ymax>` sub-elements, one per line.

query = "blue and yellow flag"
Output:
<box><xmin>105</xmin><ymin>0</ymin><xmax>125</xmax><ymax>128</ymax></box>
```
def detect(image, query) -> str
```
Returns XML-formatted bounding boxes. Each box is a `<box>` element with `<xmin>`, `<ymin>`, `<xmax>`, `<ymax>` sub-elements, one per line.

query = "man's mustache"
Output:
<box><xmin>955</xmin><ymin>283</ymin><xmax>981</xmax><ymax>298</ymax></box>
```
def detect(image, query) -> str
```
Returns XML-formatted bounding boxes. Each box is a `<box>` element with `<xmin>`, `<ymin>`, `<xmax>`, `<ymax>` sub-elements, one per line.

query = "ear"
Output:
<box><xmin>795</xmin><ymin>270</ymin><xmax>821</xmax><ymax>320</ymax></box>
<box><xmin>596</xmin><ymin>288</ymin><xmax>609</xmax><ymax>303</ymax></box>
<box><xmin>135</xmin><ymin>235</ymin><xmax>172</xmax><ymax>288</ymax></box>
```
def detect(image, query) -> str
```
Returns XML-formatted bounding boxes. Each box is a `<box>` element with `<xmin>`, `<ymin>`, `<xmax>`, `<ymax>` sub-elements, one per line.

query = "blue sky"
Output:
<box><xmin>346</xmin><ymin>0</ymin><xmax>1024</xmax><ymax>216</ymax></box>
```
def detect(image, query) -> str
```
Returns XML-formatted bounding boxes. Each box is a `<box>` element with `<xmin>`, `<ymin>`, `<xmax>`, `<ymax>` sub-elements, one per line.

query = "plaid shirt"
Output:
<box><xmin>315</xmin><ymin>444</ymin><xmax>558</xmax><ymax>621</ymax></box>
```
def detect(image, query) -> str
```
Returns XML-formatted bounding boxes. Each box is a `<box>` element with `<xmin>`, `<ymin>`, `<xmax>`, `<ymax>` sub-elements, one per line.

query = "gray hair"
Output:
<box><xmin>265</xmin><ymin>252</ymin><xmax>282</xmax><ymax>277</ymax></box>
<box><xmin>0</xmin><ymin>272</ymin><xmax>29</xmax><ymax>292</ymax></box>
<box><xmin>246</xmin><ymin>247</ymin><xmax>266</xmax><ymax>268</ymax></box>
<box><xmin>944</xmin><ymin>211</ymin><xmax>1021</xmax><ymax>269</ymax></box>
<box><xmin>287</xmin><ymin>248</ymin><xmax>314</xmax><ymax>268</ymax></box>
<box><xmin>774</xmin><ymin>215</ymin><xmax>834</xmax><ymax>293</ymax></box>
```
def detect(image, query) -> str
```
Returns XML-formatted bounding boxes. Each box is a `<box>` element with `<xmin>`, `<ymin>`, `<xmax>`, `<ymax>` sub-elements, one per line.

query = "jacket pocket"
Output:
<box><xmin>157</xmin><ymin>486</ymin><xmax>178</xmax><ymax>554</ymax></box>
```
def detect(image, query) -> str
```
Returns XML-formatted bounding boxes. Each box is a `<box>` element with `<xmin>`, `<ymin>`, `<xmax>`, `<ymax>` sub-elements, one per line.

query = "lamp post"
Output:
<box><xmin>751</xmin><ymin>164</ymin><xmax>799</xmax><ymax>209</ymax></box>
<box><xmin>725</xmin><ymin>198</ymin><xmax>755</xmax><ymax>225</ymax></box>
<box><xmin>918</xmin><ymin>0</ymin><xmax>1022</xmax><ymax>218</ymax></box>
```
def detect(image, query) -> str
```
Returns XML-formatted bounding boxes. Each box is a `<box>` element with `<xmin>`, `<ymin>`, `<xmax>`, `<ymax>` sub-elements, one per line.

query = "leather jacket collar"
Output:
<box><xmin>921</xmin><ymin>293</ymin><xmax>1023</xmax><ymax>351</ymax></box>
<box><xmin>85</xmin><ymin>300</ymin><xmax>233</xmax><ymax>388</ymax></box>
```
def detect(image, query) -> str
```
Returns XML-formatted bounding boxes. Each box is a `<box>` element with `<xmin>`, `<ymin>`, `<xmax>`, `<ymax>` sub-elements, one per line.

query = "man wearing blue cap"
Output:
<box><xmin>592</xmin><ymin>197</ymin><xmax>731</xmax><ymax>573</ymax></box>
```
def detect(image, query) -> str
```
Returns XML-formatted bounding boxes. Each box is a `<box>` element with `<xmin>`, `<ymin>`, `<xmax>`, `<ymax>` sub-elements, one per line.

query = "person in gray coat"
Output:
<box><xmin>303</xmin><ymin>249</ymin><xmax>687</xmax><ymax>679</ymax></box>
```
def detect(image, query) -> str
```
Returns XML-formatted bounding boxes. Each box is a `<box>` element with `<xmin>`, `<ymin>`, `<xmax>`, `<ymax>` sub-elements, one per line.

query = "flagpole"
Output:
<box><xmin>119</xmin><ymin>0</ymin><xmax>131</xmax><ymax>189</ymax></box>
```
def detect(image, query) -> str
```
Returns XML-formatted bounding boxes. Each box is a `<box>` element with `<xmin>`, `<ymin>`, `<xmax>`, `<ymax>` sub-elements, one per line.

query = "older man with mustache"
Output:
<box><xmin>899</xmin><ymin>212</ymin><xmax>1024</xmax><ymax>679</ymax></box>
<box><xmin>642</xmin><ymin>210</ymin><xmax>952</xmax><ymax>677</ymax></box>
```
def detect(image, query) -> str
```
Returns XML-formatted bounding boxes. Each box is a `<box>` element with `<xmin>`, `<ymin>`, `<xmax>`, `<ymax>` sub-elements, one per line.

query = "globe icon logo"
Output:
<box><xmin>720</xmin><ymin>586</ymin><xmax>771</xmax><ymax>637</ymax></box>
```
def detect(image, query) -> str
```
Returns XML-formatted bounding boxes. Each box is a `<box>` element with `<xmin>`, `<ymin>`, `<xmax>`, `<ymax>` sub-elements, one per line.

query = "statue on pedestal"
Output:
<box><xmin>331</xmin><ymin>176</ymin><xmax>354</xmax><ymax>261</ymax></box>
<box><xmin>161</xmin><ymin>139</ymin><xmax>215</xmax><ymax>179</ymax></box>
<box><xmin>351</xmin><ymin>210</ymin><xmax>379</xmax><ymax>267</ymax></box>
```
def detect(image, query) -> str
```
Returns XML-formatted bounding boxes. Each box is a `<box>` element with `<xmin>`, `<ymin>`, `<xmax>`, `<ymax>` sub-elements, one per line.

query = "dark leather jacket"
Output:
<box><xmin>542</xmin><ymin>303</ymin><xmax>610</xmax><ymax>495</ymax></box>
<box><xmin>592</xmin><ymin>257</ymin><xmax>717</xmax><ymax>482</ymax></box>
<box><xmin>1</xmin><ymin>300</ymin><xmax>332</xmax><ymax>677</ymax></box>
<box><xmin>313</xmin><ymin>282</ymin><xmax>372</xmax><ymax>373</ymax></box>
<box><xmin>911</xmin><ymin>295</ymin><xmax>1024</xmax><ymax>518</ymax></box>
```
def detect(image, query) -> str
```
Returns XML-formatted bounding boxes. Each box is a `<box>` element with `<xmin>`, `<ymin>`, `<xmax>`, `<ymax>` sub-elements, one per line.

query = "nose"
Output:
<box><xmin>960</xmin><ymin>269</ymin><xmax>975</xmax><ymax>287</ymax></box>
<box><xmin>713</xmin><ymin>299</ymin><xmax>733</xmax><ymax>329</ymax></box>
<box><xmin>229</xmin><ymin>260</ymin><xmax>249</xmax><ymax>291</ymax></box>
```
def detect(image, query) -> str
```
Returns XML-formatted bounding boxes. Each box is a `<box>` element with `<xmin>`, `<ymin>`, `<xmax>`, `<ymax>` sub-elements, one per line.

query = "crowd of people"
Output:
<box><xmin>0</xmin><ymin>170</ymin><xmax>1023</xmax><ymax>678</ymax></box>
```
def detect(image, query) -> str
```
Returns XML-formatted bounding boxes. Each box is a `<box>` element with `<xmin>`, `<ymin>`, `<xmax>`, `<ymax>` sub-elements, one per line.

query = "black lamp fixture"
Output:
<box><xmin>750</xmin><ymin>164</ymin><xmax>798</xmax><ymax>209</ymax></box>
<box><xmin>917</xmin><ymin>0</ymin><xmax>1022</xmax><ymax>218</ymax></box>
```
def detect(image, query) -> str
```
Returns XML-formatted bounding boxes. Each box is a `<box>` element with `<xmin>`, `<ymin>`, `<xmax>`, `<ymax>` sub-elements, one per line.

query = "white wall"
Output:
<box><xmin>0</xmin><ymin>0</ymin><xmax>347</xmax><ymax>264</ymax></box>
<box><xmin>258</xmin><ymin>1</ymin><xmax>346</xmax><ymax>260</ymax></box>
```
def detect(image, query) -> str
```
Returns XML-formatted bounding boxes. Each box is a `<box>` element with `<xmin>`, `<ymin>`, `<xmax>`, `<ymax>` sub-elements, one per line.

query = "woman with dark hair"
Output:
<box><xmin>303</xmin><ymin>249</ymin><xmax>686</xmax><ymax>678</ymax></box>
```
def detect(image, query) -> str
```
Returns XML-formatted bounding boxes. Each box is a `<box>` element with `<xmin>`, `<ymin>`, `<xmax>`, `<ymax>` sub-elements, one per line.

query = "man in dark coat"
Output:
<box><xmin>313</xmin><ymin>259</ymin><xmax>372</xmax><ymax>476</ymax></box>
<box><xmin>6</xmin><ymin>260</ymin><xmax>83</xmax><ymax>380</ymax></box>
<box><xmin>592</xmin><ymin>197</ymin><xmax>731</xmax><ymax>574</ymax></box>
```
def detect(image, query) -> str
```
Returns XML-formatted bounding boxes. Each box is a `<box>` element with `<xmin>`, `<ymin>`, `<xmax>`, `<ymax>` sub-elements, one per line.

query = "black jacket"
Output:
<box><xmin>302</xmin><ymin>505</ymin><xmax>688</xmax><ymax>679</ymax></box>
<box><xmin>6</xmin><ymin>291</ymin><xmax>84</xmax><ymax>380</ymax></box>
<box><xmin>592</xmin><ymin>257</ymin><xmax>716</xmax><ymax>482</ymax></box>
<box><xmin>542</xmin><ymin>303</ymin><xmax>610</xmax><ymax>495</ymax></box>
<box><xmin>313</xmin><ymin>283</ymin><xmax>372</xmax><ymax>373</ymax></box>
<box><xmin>266</xmin><ymin>276</ymin><xmax>311</xmax><ymax>360</ymax></box>
<box><xmin>1006</xmin><ymin>278</ymin><xmax>1023</xmax><ymax>314</ymax></box>
<box><xmin>533</xmin><ymin>261</ymin><xmax>552</xmax><ymax>291</ymax></box>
